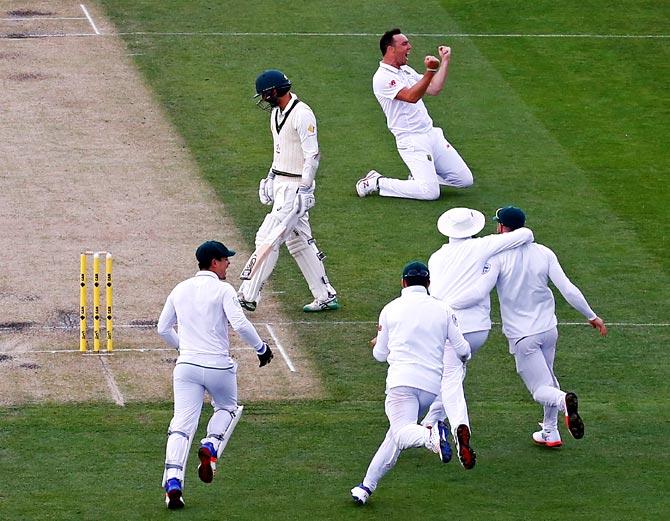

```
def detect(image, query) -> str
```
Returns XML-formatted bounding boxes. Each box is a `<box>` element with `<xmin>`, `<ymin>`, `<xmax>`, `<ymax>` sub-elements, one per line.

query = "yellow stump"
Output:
<box><xmin>93</xmin><ymin>253</ymin><xmax>101</xmax><ymax>352</ymax></box>
<box><xmin>79</xmin><ymin>253</ymin><xmax>87</xmax><ymax>352</ymax></box>
<box><xmin>105</xmin><ymin>253</ymin><xmax>113</xmax><ymax>352</ymax></box>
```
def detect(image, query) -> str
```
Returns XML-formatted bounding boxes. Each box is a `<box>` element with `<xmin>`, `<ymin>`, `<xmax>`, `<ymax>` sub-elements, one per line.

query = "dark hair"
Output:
<box><xmin>404</xmin><ymin>275</ymin><xmax>429</xmax><ymax>288</ymax></box>
<box><xmin>380</xmin><ymin>28</ymin><xmax>402</xmax><ymax>56</ymax></box>
<box><xmin>198</xmin><ymin>259</ymin><xmax>213</xmax><ymax>270</ymax></box>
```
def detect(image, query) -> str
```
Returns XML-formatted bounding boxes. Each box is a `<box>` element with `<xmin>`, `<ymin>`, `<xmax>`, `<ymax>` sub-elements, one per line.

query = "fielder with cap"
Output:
<box><xmin>419</xmin><ymin>207</ymin><xmax>534</xmax><ymax>467</ymax></box>
<box><xmin>238</xmin><ymin>69</ymin><xmax>339</xmax><ymax>313</ymax></box>
<box><xmin>451</xmin><ymin>207</ymin><xmax>608</xmax><ymax>448</ymax></box>
<box><xmin>157</xmin><ymin>241</ymin><xmax>274</xmax><ymax>509</ymax></box>
<box><xmin>350</xmin><ymin>261</ymin><xmax>471</xmax><ymax>506</ymax></box>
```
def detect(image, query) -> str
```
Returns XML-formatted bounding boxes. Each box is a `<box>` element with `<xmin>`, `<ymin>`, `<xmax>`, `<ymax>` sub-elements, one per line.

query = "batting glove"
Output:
<box><xmin>293</xmin><ymin>185</ymin><xmax>315</xmax><ymax>217</ymax></box>
<box><xmin>257</xmin><ymin>342</ymin><xmax>274</xmax><ymax>367</ymax></box>
<box><xmin>258</xmin><ymin>171</ymin><xmax>275</xmax><ymax>205</ymax></box>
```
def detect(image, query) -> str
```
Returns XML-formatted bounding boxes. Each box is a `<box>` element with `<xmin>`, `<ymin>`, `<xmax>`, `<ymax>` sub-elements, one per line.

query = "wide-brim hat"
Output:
<box><xmin>437</xmin><ymin>207</ymin><xmax>486</xmax><ymax>238</ymax></box>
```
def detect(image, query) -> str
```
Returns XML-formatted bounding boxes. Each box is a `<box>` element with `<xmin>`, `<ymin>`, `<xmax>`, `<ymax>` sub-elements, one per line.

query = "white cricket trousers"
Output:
<box><xmin>163</xmin><ymin>362</ymin><xmax>238</xmax><ymax>485</ymax></box>
<box><xmin>360</xmin><ymin>386</ymin><xmax>436</xmax><ymax>492</ymax></box>
<box><xmin>422</xmin><ymin>330</ymin><xmax>489</xmax><ymax>434</ymax></box>
<box><xmin>509</xmin><ymin>328</ymin><xmax>566</xmax><ymax>430</ymax></box>
<box><xmin>238</xmin><ymin>176</ymin><xmax>336</xmax><ymax>304</ymax></box>
<box><xmin>378</xmin><ymin>127</ymin><xmax>473</xmax><ymax>200</ymax></box>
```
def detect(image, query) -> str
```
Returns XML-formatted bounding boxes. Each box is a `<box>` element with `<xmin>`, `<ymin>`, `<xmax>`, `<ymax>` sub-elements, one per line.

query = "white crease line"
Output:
<box><xmin>264</xmin><ymin>323</ymin><xmax>296</xmax><ymax>373</ymax></box>
<box><xmin>112</xmin><ymin>31</ymin><xmax>670</xmax><ymax>39</ymax></box>
<box><xmin>3</xmin><ymin>31</ymin><xmax>667</xmax><ymax>40</ymax></box>
<box><xmin>5</xmin><ymin>347</ymin><xmax>253</xmax><ymax>354</ymax></box>
<box><xmin>80</xmin><ymin>4</ymin><xmax>99</xmax><ymax>35</ymax></box>
<box><xmin>1</xmin><ymin>17</ymin><xmax>87</xmax><ymax>21</ymax></box>
<box><xmin>99</xmin><ymin>355</ymin><xmax>125</xmax><ymax>406</ymax></box>
<box><xmin>1</xmin><ymin>32</ymin><xmax>98</xmax><ymax>38</ymax></box>
<box><xmin>0</xmin><ymin>321</ymin><xmax>668</xmax><ymax>333</ymax></box>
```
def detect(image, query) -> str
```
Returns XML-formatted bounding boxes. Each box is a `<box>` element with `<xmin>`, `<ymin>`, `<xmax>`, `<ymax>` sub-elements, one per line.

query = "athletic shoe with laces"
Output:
<box><xmin>532</xmin><ymin>423</ymin><xmax>563</xmax><ymax>448</ymax></box>
<box><xmin>437</xmin><ymin>420</ymin><xmax>452</xmax><ymax>463</ymax></box>
<box><xmin>303</xmin><ymin>295</ymin><xmax>340</xmax><ymax>312</ymax></box>
<box><xmin>197</xmin><ymin>442</ymin><xmax>218</xmax><ymax>483</ymax></box>
<box><xmin>351</xmin><ymin>483</ymin><xmax>372</xmax><ymax>505</ymax></box>
<box><xmin>356</xmin><ymin>170</ymin><xmax>381</xmax><ymax>197</ymax></box>
<box><xmin>164</xmin><ymin>477</ymin><xmax>184</xmax><ymax>510</ymax></box>
<box><xmin>426</xmin><ymin>423</ymin><xmax>443</xmax><ymax>456</ymax></box>
<box><xmin>564</xmin><ymin>392</ymin><xmax>584</xmax><ymax>439</ymax></box>
<box><xmin>238</xmin><ymin>298</ymin><xmax>257</xmax><ymax>312</ymax></box>
<box><xmin>453</xmin><ymin>424</ymin><xmax>477</xmax><ymax>468</ymax></box>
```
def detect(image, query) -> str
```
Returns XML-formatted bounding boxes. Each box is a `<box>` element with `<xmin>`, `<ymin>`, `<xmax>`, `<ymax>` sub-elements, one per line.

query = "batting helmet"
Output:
<box><xmin>255</xmin><ymin>69</ymin><xmax>292</xmax><ymax>97</ymax></box>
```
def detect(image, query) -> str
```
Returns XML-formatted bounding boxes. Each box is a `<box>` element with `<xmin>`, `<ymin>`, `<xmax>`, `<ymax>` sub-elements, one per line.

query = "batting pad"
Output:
<box><xmin>286</xmin><ymin>232</ymin><xmax>334</xmax><ymax>301</ymax></box>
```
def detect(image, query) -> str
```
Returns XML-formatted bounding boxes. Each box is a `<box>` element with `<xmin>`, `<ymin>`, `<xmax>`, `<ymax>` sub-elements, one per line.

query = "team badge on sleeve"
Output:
<box><xmin>451</xmin><ymin>314</ymin><xmax>459</xmax><ymax>327</ymax></box>
<box><xmin>482</xmin><ymin>262</ymin><xmax>490</xmax><ymax>274</ymax></box>
<box><xmin>307</xmin><ymin>123</ymin><xmax>315</xmax><ymax>134</ymax></box>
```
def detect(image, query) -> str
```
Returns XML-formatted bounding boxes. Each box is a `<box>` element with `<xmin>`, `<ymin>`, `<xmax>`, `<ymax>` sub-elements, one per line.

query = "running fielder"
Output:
<box><xmin>350</xmin><ymin>261</ymin><xmax>471</xmax><ymax>505</ymax></box>
<box><xmin>451</xmin><ymin>207</ymin><xmax>608</xmax><ymax>447</ymax></box>
<box><xmin>420</xmin><ymin>207</ymin><xmax>534</xmax><ymax>467</ymax></box>
<box><xmin>238</xmin><ymin>69</ymin><xmax>339</xmax><ymax>313</ymax></box>
<box><xmin>157</xmin><ymin>241</ymin><xmax>273</xmax><ymax>510</ymax></box>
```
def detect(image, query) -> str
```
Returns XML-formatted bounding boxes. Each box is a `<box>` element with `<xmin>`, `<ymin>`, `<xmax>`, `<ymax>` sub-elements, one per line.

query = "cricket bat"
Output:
<box><xmin>239</xmin><ymin>211</ymin><xmax>298</xmax><ymax>280</ymax></box>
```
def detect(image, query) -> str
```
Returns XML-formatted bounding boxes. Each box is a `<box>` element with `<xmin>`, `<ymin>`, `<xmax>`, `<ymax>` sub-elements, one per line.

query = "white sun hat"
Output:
<box><xmin>437</xmin><ymin>207</ymin><xmax>486</xmax><ymax>238</ymax></box>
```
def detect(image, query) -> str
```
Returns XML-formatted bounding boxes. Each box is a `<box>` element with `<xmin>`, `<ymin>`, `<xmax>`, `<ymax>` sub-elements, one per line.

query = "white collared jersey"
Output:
<box><xmin>271</xmin><ymin>93</ymin><xmax>319</xmax><ymax>177</ymax></box>
<box><xmin>373</xmin><ymin>285</ymin><xmax>470</xmax><ymax>395</ymax></box>
<box><xmin>486</xmin><ymin>243</ymin><xmax>597</xmax><ymax>340</ymax></box>
<box><xmin>372</xmin><ymin>62</ymin><xmax>434</xmax><ymax>138</ymax></box>
<box><xmin>157</xmin><ymin>271</ymin><xmax>263</xmax><ymax>368</ymax></box>
<box><xmin>428</xmin><ymin>228</ymin><xmax>534</xmax><ymax>334</ymax></box>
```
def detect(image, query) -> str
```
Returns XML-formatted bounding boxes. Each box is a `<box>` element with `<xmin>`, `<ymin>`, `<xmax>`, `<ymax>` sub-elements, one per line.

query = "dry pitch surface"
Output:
<box><xmin>0</xmin><ymin>1</ymin><xmax>321</xmax><ymax>405</ymax></box>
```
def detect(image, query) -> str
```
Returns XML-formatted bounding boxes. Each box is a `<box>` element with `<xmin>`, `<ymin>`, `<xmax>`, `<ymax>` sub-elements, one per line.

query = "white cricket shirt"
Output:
<box><xmin>372</xmin><ymin>62</ymin><xmax>433</xmax><ymax>139</ymax></box>
<box><xmin>271</xmin><ymin>93</ymin><xmax>319</xmax><ymax>179</ymax></box>
<box><xmin>428</xmin><ymin>228</ymin><xmax>534</xmax><ymax>333</ymax></box>
<box><xmin>373</xmin><ymin>285</ymin><xmax>470</xmax><ymax>395</ymax></box>
<box><xmin>474</xmin><ymin>243</ymin><xmax>597</xmax><ymax>340</ymax></box>
<box><xmin>157</xmin><ymin>271</ymin><xmax>264</xmax><ymax>368</ymax></box>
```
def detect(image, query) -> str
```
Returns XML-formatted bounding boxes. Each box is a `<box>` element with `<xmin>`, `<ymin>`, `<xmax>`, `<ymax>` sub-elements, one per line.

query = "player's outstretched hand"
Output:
<box><xmin>589</xmin><ymin>317</ymin><xmax>608</xmax><ymax>337</ymax></box>
<box><xmin>258</xmin><ymin>342</ymin><xmax>274</xmax><ymax>367</ymax></box>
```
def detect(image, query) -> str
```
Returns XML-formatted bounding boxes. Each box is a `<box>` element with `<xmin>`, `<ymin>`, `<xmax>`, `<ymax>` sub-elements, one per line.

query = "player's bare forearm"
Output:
<box><xmin>395</xmin><ymin>57</ymin><xmax>439</xmax><ymax>103</ymax></box>
<box><xmin>426</xmin><ymin>46</ymin><xmax>451</xmax><ymax>96</ymax></box>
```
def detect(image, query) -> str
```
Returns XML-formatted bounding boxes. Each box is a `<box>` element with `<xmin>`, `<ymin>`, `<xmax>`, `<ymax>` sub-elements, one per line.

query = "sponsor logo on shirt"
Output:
<box><xmin>451</xmin><ymin>314</ymin><xmax>459</xmax><ymax>327</ymax></box>
<box><xmin>389</xmin><ymin>80</ymin><xmax>396</xmax><ymax>87</ymax></box>
<box><xmin>482</xmin><ymin>263</ymin><xmax>491</xmax><ymax>274</ymax></box>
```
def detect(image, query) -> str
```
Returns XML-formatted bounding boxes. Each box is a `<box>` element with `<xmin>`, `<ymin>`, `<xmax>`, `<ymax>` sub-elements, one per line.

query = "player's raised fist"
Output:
<box><xmin>438</xmin><ymin>46</ymin><xmax>451</xmax><ymax>60</ymax></box>
<box><xmin>425</xmin><ymin>55</ymin><xmax>440</xmax><ymax>71</ymax></box>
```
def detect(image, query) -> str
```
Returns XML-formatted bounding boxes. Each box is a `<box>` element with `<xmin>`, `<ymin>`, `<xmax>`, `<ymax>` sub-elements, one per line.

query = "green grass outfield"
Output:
<box><xmin>2</xmin><ymin>1</ymin><xmax>669</xmax><ymax>519</ymax></box>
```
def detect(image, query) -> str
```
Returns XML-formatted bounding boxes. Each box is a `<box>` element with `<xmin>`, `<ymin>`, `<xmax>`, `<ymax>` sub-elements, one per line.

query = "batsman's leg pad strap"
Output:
<box><xmin>163</xmin><ymin>431</ymin><xmax>191</xmax><ymax>485</ymax></box>
<box><xmin>286</xmin><ymin>231</ymin><xmax>335</xmax><ymax>300</ymax></box>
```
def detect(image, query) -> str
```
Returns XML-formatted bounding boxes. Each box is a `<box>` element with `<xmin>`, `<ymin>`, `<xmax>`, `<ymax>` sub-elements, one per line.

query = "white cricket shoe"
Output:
<box><xmin>351</xmin><ymin>483</ymin><xmax>372</xmax><ymax>505</ymax></box>
<box><xmin>426</xmin><ymin>423</ymin><xmax>442</xmax><ymax>454</ymax></box>
<box><xmin>532</xmin><ymin>423</ymin><xmax>563</xmax><ymax>448</ymax></box>
<box><xmin>356</xmin><ymin>170</ymin><xmax>381</xmax><ymax>197</ymax></box>
<box><xmin>303</xmin><ymin>295</ymin><xmax>340</xmax><ymax>312</ymax></box>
